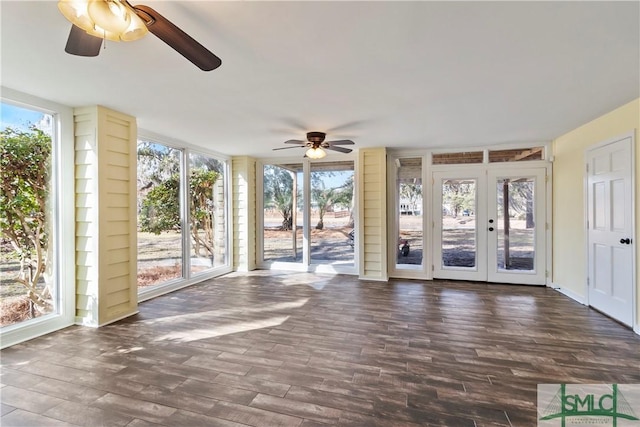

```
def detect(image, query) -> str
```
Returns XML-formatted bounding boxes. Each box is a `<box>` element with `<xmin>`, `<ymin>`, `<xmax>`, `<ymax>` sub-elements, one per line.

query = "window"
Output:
<box><xmin>0</xmin><ymin>91</ymin><xmax>74</xmax><ymax>348</ymax></box>
<box><xmin>189</xmin><ymin>152</ymin><xmax>227</xmax><ymax>274</ymax></box>
<box><xmin>137</xmin><ymin>137</ymin><xmax>230</xmax><ymax>297</ymax></box>
<box><xmin>441</xmin><ymin>178</ymin><xmax>477</xmax><ymax>268</ymax></box>
<box><xmin>1</xmin><ymin>104</ymin><xmax>56</xmax><ymax>327</ymax></box>
<box><xmin>396</xmin><ymin>157</ymin><xmax>423</xmax><ymax>268</ymax></box>
<box><xmin>262</xmin><ymin>163</ymin><xmax>304</xmax><ymax>263</ymax></box>
<box><xmin>432</xmin><ymin>151</ymin><xmax>483</xmax><ymax>164</ymax></box>
<box><xmin>260</xmin><ymin>159</ymin><xmax>356</xmax><ymax>273</ymax></box>
<box><xmin>137</xmin><ymin>141</ymin><xmax>183</xmax><ymax>289</ymax></box>
<box><xmin>310</xmin><ymin>161</ymin><xmax>354</xmax><ymax>267</ymax></box>
<box><xmin>489</xmin><ymin>147</ymin><xmax>544</xmax><ymax>162</ymax></box>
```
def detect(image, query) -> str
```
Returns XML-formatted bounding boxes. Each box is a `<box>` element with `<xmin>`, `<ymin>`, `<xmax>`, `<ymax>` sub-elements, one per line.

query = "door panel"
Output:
<box><xmin>587</xmin><ymin>136</ymin><xmax>634</xmax><ymax>326</ymax></box>
<box><xmin>488</xmin><ymin>169</ymin><xmax>546</xmax><ymax>285</ymax></box>
<box><xmin>433</xmin><ymin>170</ymin><xmax>487</xmax><ymax>281</ymax></box>
<box><xmin>593</xmin><ymin>245</ymin><xmax>611</xmax><ymax>292</ymax></box>
<box><xmin>611</xmin><ymin>179</ymin><xmax>626</xmax><ymax>231</ymax></box>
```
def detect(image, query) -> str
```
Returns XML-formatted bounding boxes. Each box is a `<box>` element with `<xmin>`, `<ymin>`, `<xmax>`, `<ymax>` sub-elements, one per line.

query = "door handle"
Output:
<box><xmin>620</xmin><ymin>238</ymin><xmax>632</xmax><ymax>244</ymax></box>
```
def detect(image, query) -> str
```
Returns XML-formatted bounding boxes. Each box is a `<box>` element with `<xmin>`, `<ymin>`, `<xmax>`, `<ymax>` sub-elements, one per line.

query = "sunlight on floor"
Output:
<box><xmin>139</xmin><ymin>298</ymin><xmax>309</xmax><ymax>325</ymax></box>
<box><xmin>279</xmin><ymin>273</ymin><xmax>334</xmax><ymax>290</ymax></box>
<box><xmin>154</xmin><ymin>315</ymin><xmax>290</xmax><ymax>343</ymax></box>
<box><xmin>117</xmin><ymin>346</ymin><xmax>144</xmax><ymax>354</ymax></box>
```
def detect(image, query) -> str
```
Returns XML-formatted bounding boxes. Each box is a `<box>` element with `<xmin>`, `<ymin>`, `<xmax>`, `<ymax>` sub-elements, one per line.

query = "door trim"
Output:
<box><xmin>584</xmin><ymin>131</ymin><xmax>637</xmax><ymax>329</ymax></box>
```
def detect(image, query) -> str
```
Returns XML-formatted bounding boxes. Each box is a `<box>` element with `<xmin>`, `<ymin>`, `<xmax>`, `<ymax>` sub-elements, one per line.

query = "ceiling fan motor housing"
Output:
<box><xmin>307</xmin><ymin>131</ymin><xmax>326</xmax><ymax>144</ymax></box>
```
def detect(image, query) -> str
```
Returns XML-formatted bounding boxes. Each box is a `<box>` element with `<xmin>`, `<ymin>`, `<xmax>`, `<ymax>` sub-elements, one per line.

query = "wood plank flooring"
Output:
<box><xmin>2</xmin><ymin>271</ymin><xmax>639</xmax><ymax>426</ymax></box>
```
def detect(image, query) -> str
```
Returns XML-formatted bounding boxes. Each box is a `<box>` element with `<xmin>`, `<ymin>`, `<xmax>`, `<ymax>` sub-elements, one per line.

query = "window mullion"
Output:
<box><xmin>303</xmin><ymin>160</ymin><xmax>311</xmax><ymax>266</ymax></box>
<box><xmin>181</xmin><ymin>148</ymin><xmax>191</xmax><ymax>279</ymax></box>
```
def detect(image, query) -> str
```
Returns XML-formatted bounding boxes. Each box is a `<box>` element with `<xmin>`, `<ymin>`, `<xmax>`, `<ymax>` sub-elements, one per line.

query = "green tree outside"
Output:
<box><xmin>139</xmin><ymin>168</ymin><xmax>219</xmax><ymax>256</ymax></box>
<box><xmin>0</xmin><ymin>126</ymin><xmax>53</xmax><ymax>318</ymax></box>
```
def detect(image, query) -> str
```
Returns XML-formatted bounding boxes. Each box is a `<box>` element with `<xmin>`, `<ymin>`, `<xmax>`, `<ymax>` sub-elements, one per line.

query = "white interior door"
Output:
<box><xmin>433</xmin><ymin>167</ymin><xmax>547</xmax><ymax>285</ymax></box>
<box><xmin>587</xmin><ymin>136</ymin><xmax>634</xmax><ymax>326</ymax></box>
<box><xmin>487</xmin><ymin>168</ymin><xmax>547</xmax><ymax>285</ymax></box>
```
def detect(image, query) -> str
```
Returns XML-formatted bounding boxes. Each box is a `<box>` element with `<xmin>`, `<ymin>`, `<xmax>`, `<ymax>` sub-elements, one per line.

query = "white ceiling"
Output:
<box><xmin>1</xmin><ymin>1</ymin><xmax>638</xmax><ymax>158</ymax></box>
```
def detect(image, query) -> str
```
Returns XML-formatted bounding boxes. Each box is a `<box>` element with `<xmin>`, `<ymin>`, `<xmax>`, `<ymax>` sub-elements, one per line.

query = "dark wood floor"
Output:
<box><xmin>2</xmin><ymin>271</ymin><xmax>639</xmax><ymax>427</ymax></box>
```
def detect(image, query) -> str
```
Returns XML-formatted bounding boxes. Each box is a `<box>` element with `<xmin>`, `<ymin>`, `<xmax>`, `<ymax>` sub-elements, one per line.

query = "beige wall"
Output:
<box><xmin>358</xmin><ymin>148</ymin><xmax>388</xmax><ymax>280</ymax></box>
<box><xmin>75</xmin><ymin>106</ymin><xmax>138</xmax><ymax>326</ymax></box>
<box><xmin>552</xmin><ymin>98</ymin><xmax>639</xmax><ymax>325</ymax></box>
<box><xmin>232</xmin><ymin>156</ymin><xmax>257</xmax><ymax>271</ymax></box>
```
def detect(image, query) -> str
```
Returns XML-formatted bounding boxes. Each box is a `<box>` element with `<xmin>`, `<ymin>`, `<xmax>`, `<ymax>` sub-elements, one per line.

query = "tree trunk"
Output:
<box><xmin>281</xmin><ymin>215</ymin><xmax>292</xmax><ymax>230</ymax></box>
<box><xmin>526</xmin><ymin>197</ymin><xmax>534</xmax><ymax>229</ymax></box>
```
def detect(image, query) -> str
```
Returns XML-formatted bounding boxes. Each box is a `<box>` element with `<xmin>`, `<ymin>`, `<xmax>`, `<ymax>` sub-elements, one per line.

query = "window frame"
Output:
<box><xmin>136</xmin><ymin>130</ymin><xmax>232</xmax><ymax>302</ymax></box>
<box><xmin>0</xmin><ymin>87</ymin><xmax>75</xmax><ymax>349</ymax></box>
<box><xmin>257</xmin><ymin>154</ymin><xmax>358</xmax><ymax>275</ymax></box>
<box><xmin>187</xmin><ymin>148</ymin><xmax>231</xmax><ymax>277</ymax></box>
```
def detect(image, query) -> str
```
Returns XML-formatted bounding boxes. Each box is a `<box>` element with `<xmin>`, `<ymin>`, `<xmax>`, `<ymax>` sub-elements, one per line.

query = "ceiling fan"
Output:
<box><xmin>57</xmin><ymin>0</ymin><xmax>221</xmax><ymax>71</ymax></box>
<box><xmin>273</xmin><ymin>131</ymin><xmax>355</xmax><ymax>159</ymax></box>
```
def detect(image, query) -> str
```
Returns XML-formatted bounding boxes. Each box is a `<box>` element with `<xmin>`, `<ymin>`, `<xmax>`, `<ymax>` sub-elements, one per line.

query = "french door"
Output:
<box><xmin>433</xmin><ymin>170</ymin><xmax>487</xmax><ymax>281</ymax></box>
<box><xmin>433</xmin><ymin>167</ymin><xmax>547</xmax><ymax>285</ymax></box>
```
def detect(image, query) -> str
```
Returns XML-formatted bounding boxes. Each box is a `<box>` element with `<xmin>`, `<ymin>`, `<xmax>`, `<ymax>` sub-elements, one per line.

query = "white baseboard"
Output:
<box><xmin>550</xmin><ymin>283</ymin><xmax>587</xmax><ymax>305</ymax></box>
<box><xmin>358</xmin><ymin>275</ymin><xmax>389</xmax><ymax>282</ymax></box>
<box><xmin>552</xmin><ymin>284</ymin><xmax>639</xmax><ymax>336</ymax></box>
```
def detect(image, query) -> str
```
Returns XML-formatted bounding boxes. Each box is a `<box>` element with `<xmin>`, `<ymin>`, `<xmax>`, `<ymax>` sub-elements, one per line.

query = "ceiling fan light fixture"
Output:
<box><xmin>58</xmin><ymin>0</ymin><xmax>148</xmax><ymax>42</ymax></box>
<box><xmin>306</xmin><ymin>147</ymin><xmax>327</xmax><ymax>159</ymax></box>
<box><xmin>87</xmin><ymin>0</ymin><xmax>130</xmax><ymax>33</ymax></box>
<box><xmin>58</xmin><ymin>0</ymin><xmax>93</xmax><ymax>31</ymax></box>
<box><xmin>120</xmin><ymin>9</ymin><xmax>148</xmax><ymax>41</ymax></box>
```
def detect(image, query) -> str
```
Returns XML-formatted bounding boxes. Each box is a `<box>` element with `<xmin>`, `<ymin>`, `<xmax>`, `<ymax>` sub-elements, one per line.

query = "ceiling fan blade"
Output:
<box><xmin>327</xmin><ymin>140</ymin><xmax>355</xmax><ymax>146</ymax></box>
<box><xmin>133</xmin><ymin>5</ymin><xmax>221</xmax><ymax>71</ymax></box>
<box><xmin>326</xmin><ymin>146</ymin><xmax>353</xmax><ymax>154</ymax></box>
<box><xmin>284</xmin><ymin>140</ymin><xmax>305</xmax><ymax>145</ymax></box>
<box><xmin>273</xmin><ymin>146</ymin><xmax>304</xmax><ymax>151</ymax></box>
<box><xmin>65</xmin><ymin>24</ymin><xmax>102</xmax><ymax>57</ymax></box>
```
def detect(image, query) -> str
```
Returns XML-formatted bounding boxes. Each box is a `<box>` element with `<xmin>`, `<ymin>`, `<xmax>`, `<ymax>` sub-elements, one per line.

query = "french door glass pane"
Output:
<box><xmin>496</xmin><ymin>177</ymin><xmax>535</xmax><ymax>271</ymax></box>
<box><xmin>1</xmin><ymin>103</ymin><xmax>55</xmax><ymax>327</ymax></box>
<box><xmin>397</xmin><ymin>158</ymin><xmax>423</xmax><ymax>267</ymax></box>
<box><xmin>263</xmin><ymin>163</ymin><xmax>303</xmax><ymax>262</ymax></box>
<box><xmin>189</xmin><ymin>153</ymin><xmax>226</xmax><ymax>273</ymax></box>
<box><xmin>137</xmin><ymin>141</ymin><xmax>183</xmax><ymax>288</ymax></box>
<box><xmin>310</xmin><ymin>161</ymin><xmax>354</xmax><ymax>265</ymax></box>
<box><xmin>442</xmin><ymin>179</ymin><xmax>477</xmax><ymax>268</ymax></box>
